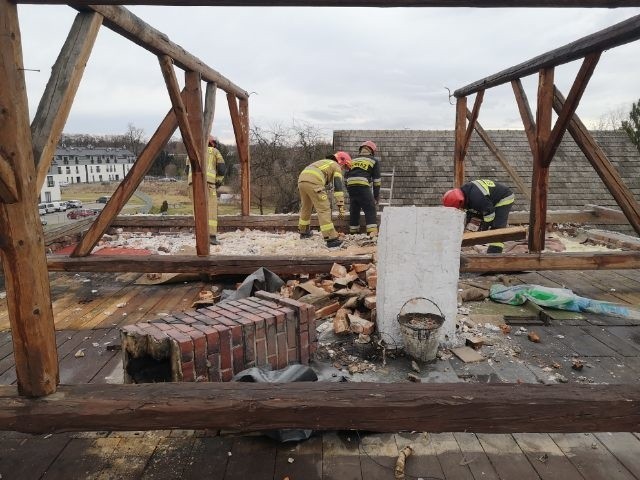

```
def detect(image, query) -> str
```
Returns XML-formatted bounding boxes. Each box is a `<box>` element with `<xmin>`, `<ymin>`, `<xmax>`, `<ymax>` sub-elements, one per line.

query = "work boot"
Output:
<box><xmin>326</xmin><ymin>238</ymin><xmax>343</xmax><ymax>248</ymax></box>
<box><xmin>209</xmin><ymin>235</ymin><xmax>220</xmax><ymax>246</ymax></box>
<box><xmin>299</xmin><ymin>231</ymin><xmax>313</xmax><ymax>239</ymax></box>
<box><xmin>486</xmin><ymin>245</ymin><xmax>503</xmax><ymax>254</ymax></box>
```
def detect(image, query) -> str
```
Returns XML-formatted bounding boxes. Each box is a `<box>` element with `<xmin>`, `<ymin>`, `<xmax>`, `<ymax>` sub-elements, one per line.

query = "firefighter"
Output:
<box><xmin>345</xmin><ymin>140</ymin><xmax>381</xmax><ymax>236</ymax></box>
<box><xmin>186</xmin><ymin>136</ymin><xmax>227</xmax><ymax>245</ymax></box>
<box><xmin>442</xmin><ymin>179</ymin><xmax>515</xmax><ymax>253</ymax></box>
<box><xmin>298</xmin><ymin>152</ymin><xmax>352</xmax><ymax>248</ymax></box>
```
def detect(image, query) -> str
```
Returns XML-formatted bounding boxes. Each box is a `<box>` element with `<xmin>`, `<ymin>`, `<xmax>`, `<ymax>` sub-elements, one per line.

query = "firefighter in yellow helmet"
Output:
<box><xmin>186</xmin><ymin>136</ymin><xmax>226</xmax><ymax>245</ymax></box>
<box><xmin>298</xmin><ymin>152</ymin><xmax>351</xmax><ymax>248</ymax></box>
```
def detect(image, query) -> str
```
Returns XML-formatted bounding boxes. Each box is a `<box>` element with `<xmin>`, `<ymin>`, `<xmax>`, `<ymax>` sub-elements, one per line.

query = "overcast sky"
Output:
<box><xmin>17</xmin><ymin>5</ymin><xmax>640</xmax><ymax>144</ymax></box>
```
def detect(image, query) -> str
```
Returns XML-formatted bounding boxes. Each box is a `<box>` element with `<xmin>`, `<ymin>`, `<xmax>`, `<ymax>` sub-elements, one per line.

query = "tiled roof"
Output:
<box><xmin>334</xmin><ymin>130</ymin><xmax>640</xmax><ymax>215</ymax></box>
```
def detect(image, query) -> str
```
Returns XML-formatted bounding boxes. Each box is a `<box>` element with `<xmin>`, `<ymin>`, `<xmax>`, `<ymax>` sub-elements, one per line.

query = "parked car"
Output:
<box><xmin>96</xmin><ymin>196</ymin><xmax>110</xmax><ymax>204</ymax></box>
<box><xmin>67</xmin><ymin>209</ymin><xmax>97</xmax><ymax>220</ymax></box>
<box><xmin>38</xmin><ymin>204</ymin><xmax>46</xmax><ymax>216</ymax></box>
<box><xmin>44</xmin><ymin>202</ymin><xmax>57</xmax><ymax>214</ymax></box>
<box><xmin>67</xmin><ymin>200</ymin><xmax>83</xmax><ymax>208</ymax></box>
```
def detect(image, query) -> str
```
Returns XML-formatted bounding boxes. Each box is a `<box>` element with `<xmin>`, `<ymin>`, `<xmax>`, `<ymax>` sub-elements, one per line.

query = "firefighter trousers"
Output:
<box><xmin>188</xmin><ymin>182</ymin><xmax>218</xmax><ymax>236</ymax></box>
<box><xmin>347</xmin><ymin>185</ymin><xmax>378</xmax><ymax>234</ymax></box>
<box><xmin>298</xmin><ymin>181</ymin><xmax>338</xmax><ymax>240</ymax></box>
<box><xmin>486</xmin><ymin>203</ymin><xmax>512</xmax><ymax>253</ymax></box>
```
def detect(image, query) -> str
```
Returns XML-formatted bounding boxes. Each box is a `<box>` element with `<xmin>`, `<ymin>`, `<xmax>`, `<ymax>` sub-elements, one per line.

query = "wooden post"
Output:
<box><xmin>0</xmin><ymin>0</ymin><xmax>59</xmax><ymax>397</ymax></box>
<box><xmin>453</xmin><ymin>96</ymin><xmax>467</xmax><ymax>187</ymax></box>
<box><xmin>529</xmin><ymin>68</ymin><xmax>554</xmax><ymax>253</ymax></box>
<box><xmin>203</xmin><ymin>82</ymin><xmax>217</xmax><ymax>144</ymax></box>
<box><xmin>185</xmin><ymin>70</ymin><xmax>209</xmax><ymax>254</ymax></box>
<box><xmin>554</xmin><ymin>87</ymin><xmax>640</xmax><ymax>236</ymax></box>
<box><xmin>462</xmin><ymin>90</ymin><xmax>484</xmax><ymax>158</ymax></box>
<box><xmin>227</xmin><ymin>93</ymin><xmax>251</xmax><ymax>215</ymax></box>
<box><xmin>31</xmin><ymin>12</ymin><xmax>102</xmax><ymax>191</ymax></box>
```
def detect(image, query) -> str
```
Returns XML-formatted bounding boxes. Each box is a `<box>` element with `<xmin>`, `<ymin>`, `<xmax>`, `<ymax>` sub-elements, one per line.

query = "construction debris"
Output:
<box><xmin>451</xmin><ymin>346</ymin><xmax>485</xmax><ymax>363</ymax></box>
<box><xmin>394</xmin><ymin>445</ymin><xmax>414</xmax><ymax>480</ymax></box>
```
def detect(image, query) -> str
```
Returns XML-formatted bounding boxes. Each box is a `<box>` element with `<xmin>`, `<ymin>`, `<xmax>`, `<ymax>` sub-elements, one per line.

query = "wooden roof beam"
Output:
<box><xmin>0</xmin><ymin>153</ymin><xmax>19</xmax><ymax>203</ymax></box>
<box><xmin>455</xmin><ymin>13</ymin><xmax>640</xmax><ymax>97</ymax></box>
<box><xmin>72</xmin><ymin>5</ymin><xmax>248</xmax><ymax>99</ymax></box>
<box><xmin>15</xmin><ymin>1</ymin><xmax>640</xmax><ymax>7</ymax></box>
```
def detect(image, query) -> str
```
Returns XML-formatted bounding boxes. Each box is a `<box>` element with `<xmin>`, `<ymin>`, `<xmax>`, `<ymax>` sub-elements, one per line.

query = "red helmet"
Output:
<box><xmin>208</xmin><ymin>136</ymin><xmax>217</xmax><ymax>147</ymax></box>
<box><xmin>442</xmin><ymin>188</ymin><xmax>465</xmax><ymax>209</ymax></box>
<box><xmin>359</xmin><ymin>140</ymin><xmax>377</xmax><ymax>154</ymax></box>
<box><xmin>334</xmin><ymin>151</ymin><xmax>352</xmax><ymax>169</ymax></box>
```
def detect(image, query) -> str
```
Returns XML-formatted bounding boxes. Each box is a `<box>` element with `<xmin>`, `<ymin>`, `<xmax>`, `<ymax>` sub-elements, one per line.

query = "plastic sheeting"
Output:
<box><xmin>220</xmin><ymin>267</ymin><xmax>285</xmax><ymax>302</ymax></box>
<box><xmin>490</xmin><ymin>284</ymin><xmax>640</xmax><ymax>320</ymax></box>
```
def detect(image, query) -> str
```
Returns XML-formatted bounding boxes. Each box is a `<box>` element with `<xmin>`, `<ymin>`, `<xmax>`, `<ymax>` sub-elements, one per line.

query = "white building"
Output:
<box><xmin>40</xmin><ymin>146</ymin><xmax>136</xmax><ymax>202</ymax></box>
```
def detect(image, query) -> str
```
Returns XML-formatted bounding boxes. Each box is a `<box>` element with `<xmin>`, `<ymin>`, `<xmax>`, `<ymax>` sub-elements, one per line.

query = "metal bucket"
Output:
<box><xmin>397</xmin><ymin>297</ymin><xmax>445</xmax><ymax>362</ymax></box>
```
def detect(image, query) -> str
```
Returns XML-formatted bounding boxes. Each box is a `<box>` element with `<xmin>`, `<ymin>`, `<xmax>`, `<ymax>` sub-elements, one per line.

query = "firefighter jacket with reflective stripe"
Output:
<box><xmin>187</xmin><ymin>147</ymin><xmax>226</xmax><ymax>185</ymax></box>
<box><xmin>298</xmin><ymin>158</ymin><xmax>345</xmax><ymax>206</ymax></box>
<box><xmin>461</xmin><ymin>179</ymin><xmax>514</xmax><ymax>225</ymax></box>
<box><xmin>344</xmin><ymin>154</ymin><xmax>382</xmax><ymax>200</ymax></box>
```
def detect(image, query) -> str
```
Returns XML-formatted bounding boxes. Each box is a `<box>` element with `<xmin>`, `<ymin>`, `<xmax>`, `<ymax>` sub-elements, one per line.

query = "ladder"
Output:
<box><xmin>377</xmin><ymin>166</ymin><xmax>395</xmax><ymax>207</ymax></box>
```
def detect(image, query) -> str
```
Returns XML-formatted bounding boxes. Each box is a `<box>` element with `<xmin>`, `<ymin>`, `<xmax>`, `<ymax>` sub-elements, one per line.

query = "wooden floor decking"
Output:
<box><xmin>1</xmin><ymin>269</ymin><xmax>640</xmax><ymax>479</ymax></box>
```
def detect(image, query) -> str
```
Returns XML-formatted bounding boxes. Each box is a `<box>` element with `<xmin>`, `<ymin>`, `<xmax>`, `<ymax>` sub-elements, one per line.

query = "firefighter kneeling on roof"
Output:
<box><xmin>298</xmin><ymin>152</ymin><xmax>352</xmax><ymax>248</ymax></box>
<box><xmin>442</xmin><ymin>179</ymin><xmax>515</xmax><ymax>253</ymax></box>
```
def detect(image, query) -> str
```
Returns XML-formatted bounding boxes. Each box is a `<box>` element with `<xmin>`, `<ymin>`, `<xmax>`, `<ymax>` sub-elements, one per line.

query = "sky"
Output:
<box><xmin>17</xmin><ymin>5</ymin><xmax>640</xmax><ymax>144</ymax></box>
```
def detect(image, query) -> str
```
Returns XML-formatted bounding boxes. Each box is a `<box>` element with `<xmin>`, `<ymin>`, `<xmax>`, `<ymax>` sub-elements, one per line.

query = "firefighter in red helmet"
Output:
<box><xmin>298</xmin><ymin>152</ymin><xmax>352</xmax><ymax>248</ymax></box>
<box><xmin>442</xmin><ymin>179</ymin><xmax>514</xmax><ymax>253</ymax></box>
<box><xmin>344</xmin><ymin>140</ymin><xmax>381</xmax><ymax>236</ymax></box>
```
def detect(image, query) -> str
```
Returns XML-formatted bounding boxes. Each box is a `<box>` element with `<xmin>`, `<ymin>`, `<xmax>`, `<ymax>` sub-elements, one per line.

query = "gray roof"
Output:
<box><xmin>53</xmin><ymin>146</ymin><xmax>135</xmax><ymax>163</ymax></box>
<box><xmin>334</xmin><ymin>130</ymin><xmax>640</xmax><ymax>216</ymax></box>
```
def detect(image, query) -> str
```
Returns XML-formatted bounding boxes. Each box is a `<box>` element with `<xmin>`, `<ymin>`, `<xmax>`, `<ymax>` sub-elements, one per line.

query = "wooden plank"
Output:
<box><xmin>227</xmin><ymin>94</ymin><xmax>251</xmax><ymax>216</ymax></box>
<box><xmin>39</xmin><ymin>437</ymin><xmax>122</xmax><ymax>479</ymax></box>
<box><xmin>0</xmin><ymin>434</ymin><xmax>71</xmax><ymax>478</ymax></box>
<box><xmin>461</xmin><ymin>226</ymin><xmax>527</xmax><ymax>246</ymax></box>
<box><xmin>455</xmin><ymin>13</ymin><xmax>640</xmax><ymax>97</ymax></box>
<box><xmin>140</xmin><ymin>437</ymin><xmax>194</xmax><ymax>479</ymax></box>
<box><xmin>529</xmin><ymin>67</ymin><xmax>554</xmax><ymax>253</ymax></box>
<box><xmin>225</xmin><ymin>436</ymin><xmax>277</xmax><ymax>480</ymax></box>
<box><xmin>454</xmin><ymin>96</ymin><xmax>467</xmax><ymax>187</ymax></box>
<box><xmin>16</xmin><ymin>1</ymin><xmax>640</xmax><ymax>7</ymax></box>
<box><xmin>322</xmin><ymin>431</ymin><xmax>362</xmax><ymax>480</ymax></box>
<box><xmin>358</xmin><ymin>433</ymin><xmax>399</xmax><ymax>479</ymax></box>
<box><xmin>58</xmin><ymin>328</ymin><xmax>120</xmax><ymax>384</ymax></box>
<box><xmin>0</xmin><ymin>152</ymin><xmax>18</xmax><ymax>203</ymax></box>
<box><xmin>32</xmin><ymin>11</ymin><xmax>102</xmax><ymax>191</ymax></box>
<box><xmin>1</xmin><ymin>383</ymin><xmax>640</xmax><ymax>433</ymax></box>
<box><xmin>0</xmin><ymin>0</ymin><xmax>59</xmax><ymax>397</ymax></box>
<box><xmin>71</xmin><ymin>92</ymin><xmax>182</xmax><ymax>257</ymax></box>
<box><xmin>430</xmin><ymin>432</ymin><xmax>475</xmax><ymax>479</ymax></box>
<box><xmin>274</xmin><ymin>435</ymin><xmax>322</xmax><ymax>480</ymax></box>
<box><xmin>96</xmin><ymin>435</ymin><xmax>159</xmax><ymax>479</ymax></box>
<box><xmin>554</xmin><ymin>87</ymin><xmax>640</xmax><ymax>236</ymax></box>
<box><xmin>544</xmin><ymin>325</ymin><xmax>620</xmax><ymax>357</ymax></box>
<box><xmin>395</xmin><ymin>432</ymin><xmax>445</xmax><ymax>480</ymax></box>
<box><xmin>468</xmin><ymin>112</ymin><xmax>532</xmax><ymax>201</ymax></box>
<box><xmin>452</xmin><ymin>433</ymin><xmax>500</xmax><ymax>480</ymax></box>
<box><xmin>181</xmin><ymin>436</ymin><xmax>232</xmax><ymax>479</ymax></box>
<box><xmin>543</xmin><ymin>52</ymin><xmax>600</xmax><ymax>166</ymax></box>
<box><xmin>46</xmin><ymin>254</ymin><xmax>372</xmax><ymax>274</ymax></box>
<box><xmin>595</xmin><ymin>432</ymin><xmax>640</xmax><ymax>478</ymax></box>
<box><xmin>512</xmin><ymin>78</ymin><xmax>537</xmax><ymax>155</ymax></box>
<box><xmin>512</xmin><ymin>433</ymin><xmax>585</xmax><ymax>480</ymax></box>
<box><xmin>477</xmin><ymin>434</ymin><xmax>541</xmax><ymax>480</ymax></box>
<box><xmin>461</xmin><ymin>251</ymin><xmax>640</xmax><ymax>272</ymax></box>
<box><xmin>551</xmin><ymin>433</ymin><xmax>637</xmax><ymax>480</ymax></box>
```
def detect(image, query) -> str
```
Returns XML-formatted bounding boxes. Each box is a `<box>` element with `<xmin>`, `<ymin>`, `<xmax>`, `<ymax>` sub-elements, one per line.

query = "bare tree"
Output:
<box><xmin>593</xmin><ymin>106</ymin><xmax>628</xmax><ymax>130</ymax></box>
<box><xmin>124</xmin><ymin>123</ymin><xmax>145</xmax><ymax>156</ymax></box>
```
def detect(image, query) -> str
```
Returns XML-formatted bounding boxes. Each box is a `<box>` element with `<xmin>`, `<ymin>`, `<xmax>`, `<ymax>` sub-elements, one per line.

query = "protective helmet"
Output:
<box><xmin>334</xmin><ymin>151</ymin><xmax>352</xmax><ymax>169</ymax></box>
<box><xmin>442</xmin><ymin>188</ymin><xmax>465</xmax><ymax>209</ymax></box>
<box><xmin>359</xmin><ymin>140</ymin><xmax>377</xmax><ymax>154</ymax></box>
<box><xmin>208</xmin><ymin>136</ymin><xmax>217</xmax><ymax>147</ymax></box>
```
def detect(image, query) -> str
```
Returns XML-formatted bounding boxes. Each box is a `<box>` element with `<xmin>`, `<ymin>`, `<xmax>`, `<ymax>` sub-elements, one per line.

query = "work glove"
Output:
<box><xmin>338</xmin><ymin>205</ymin><xmax>346</xmax><ymax>220</ymax></box>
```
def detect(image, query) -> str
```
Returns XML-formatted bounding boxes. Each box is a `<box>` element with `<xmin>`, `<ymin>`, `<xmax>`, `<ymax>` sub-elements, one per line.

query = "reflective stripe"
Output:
<box><xmin>301</xmin><ymin>168</ymin><xmax>325</xmax><ymax>183</ymax></box>
<box><xmin>373</xmin><ymin>179</ymin><xmax>382</xmax><ymax>186</ymax></box>
<box><xmin>299</xmin><ymin>219</ymin><xmax>311</xmax><ymax>226</ymax></box>
<box><xmin>366</xmin><ymin>224</ymin><xmax>378</xmax><ymax>233</ymax></box>
<box><xmin>488</xmin><ymin>242</ymin><xmax>504</xmax><ymax>248</ymax></box>
<box><xmin>472</xmin><ymin>179</ymin><xmax>492</xmax><ymax>195</ymax></box>
<box><xmin>495</xmin><ymin>194</ymin><xmax>515</xmax><ymax>207</ymax></box>
<box><xmin>349</xmin><ymin>226</ymin><xmax>360</xmax><ymax>233</ymax></box>
<box><xmin>334</xmin><ymin>191</ymin><xmax>344</xmax><ymax>198</ymax></box>
<box><xmin>317</xmin><ymin>160</ymin><xmax>334</xmax><ymax>170</ymax></box>
<box><xmin>334</xmin><ymin>171</ymin><xmax>343</xmax><ymax>179</ymax></box>
<box><xmin>208</xmin><ymin>220</ymin><xmax>218</xmax><ymax>227</ymax></box>
<box><xmin>351</xmin><ymin>158</ymin><xmax>375</xmax><ymax>170</ymax></box>
<box><xmin>346</xmin><ymin>176</ymin><xmax>371</xmax><ymax>186</ymax></box>
<box><xmin>320</xmin><ymin>223</ymin><xmax>335</xmax><ymax>232</ymax></box>
<box><xmin>483</xmin><ymin>212</ymin><xmax>496</xmax><ymax>223</ymax></box>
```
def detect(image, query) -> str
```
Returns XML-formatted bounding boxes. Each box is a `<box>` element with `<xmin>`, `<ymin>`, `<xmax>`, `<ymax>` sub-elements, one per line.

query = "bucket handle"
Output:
<box><xmin>397</xmin><ymin>297</ymin><xmax>444</xmax><ymax>322</ymax></box>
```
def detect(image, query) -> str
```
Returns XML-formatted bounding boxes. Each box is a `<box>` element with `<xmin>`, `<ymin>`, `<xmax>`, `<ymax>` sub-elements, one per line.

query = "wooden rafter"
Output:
<box><xmin>1</xmin><ymin>383</ymin><xmax>639</xmax><ymax>434</ymax></box>
<box><xmin>543</xmin><ymin>52</ymin><xmax>601</xmax><ymax>166</ymax></box>
<box><xmin>32</xmin><ymin>11</ymin><xmax>102</xmax><ymax>191</ymax></box>
<box><xmin>203</xmin><ymin>82</ymin><xmax>217</xmax><ymax>145</ymax></box>
<box><xmin>15</xmin><ymin>1</ymin><xmax>640</xmax><ymax>7</ymax></box>
<box><xmin>453</xmin><ymin>96</ymin><xmax>467</xmax><ymax>187</ymax></box>
<box><xmin>456</xmin><ymin>13</ymin><xmax>640</xmax><ymax>97</ymax></box>
<box><xmin>466</xmin><ymin>110</ymin><xmax>532</xmax><ymax>202</ymax></box>
<box><xmin>71</xmin><ymin>92</ymin><xmax>184</xmax><ymax>257</ymax></box>
<box><xmin>529</xmin><ymin>67</ymin><xmax>554</xmax><ymax>253</ymax></box>
<box><xmin>227</xmin><ymin>93</ymin><xmax>251</xmax><ymax>215</ymax></box>
<box><xmin>0</xmin><ymin>0</ymin><xmax>58</xmax><ymax>397</ymax></box>
<box><xmin>0</xmin><ymin>152</ymin><xmax>19</xmax><ymax>203</ymax></box>
<box><xmin>554</xmin><ymin>87</ymin><xmax>640</xmax><ymax>236</ymax></box>
<box><xmin>511</xmin><ymin>79</ymin><xmax>537</xmax><ymax>154</ymax></box>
